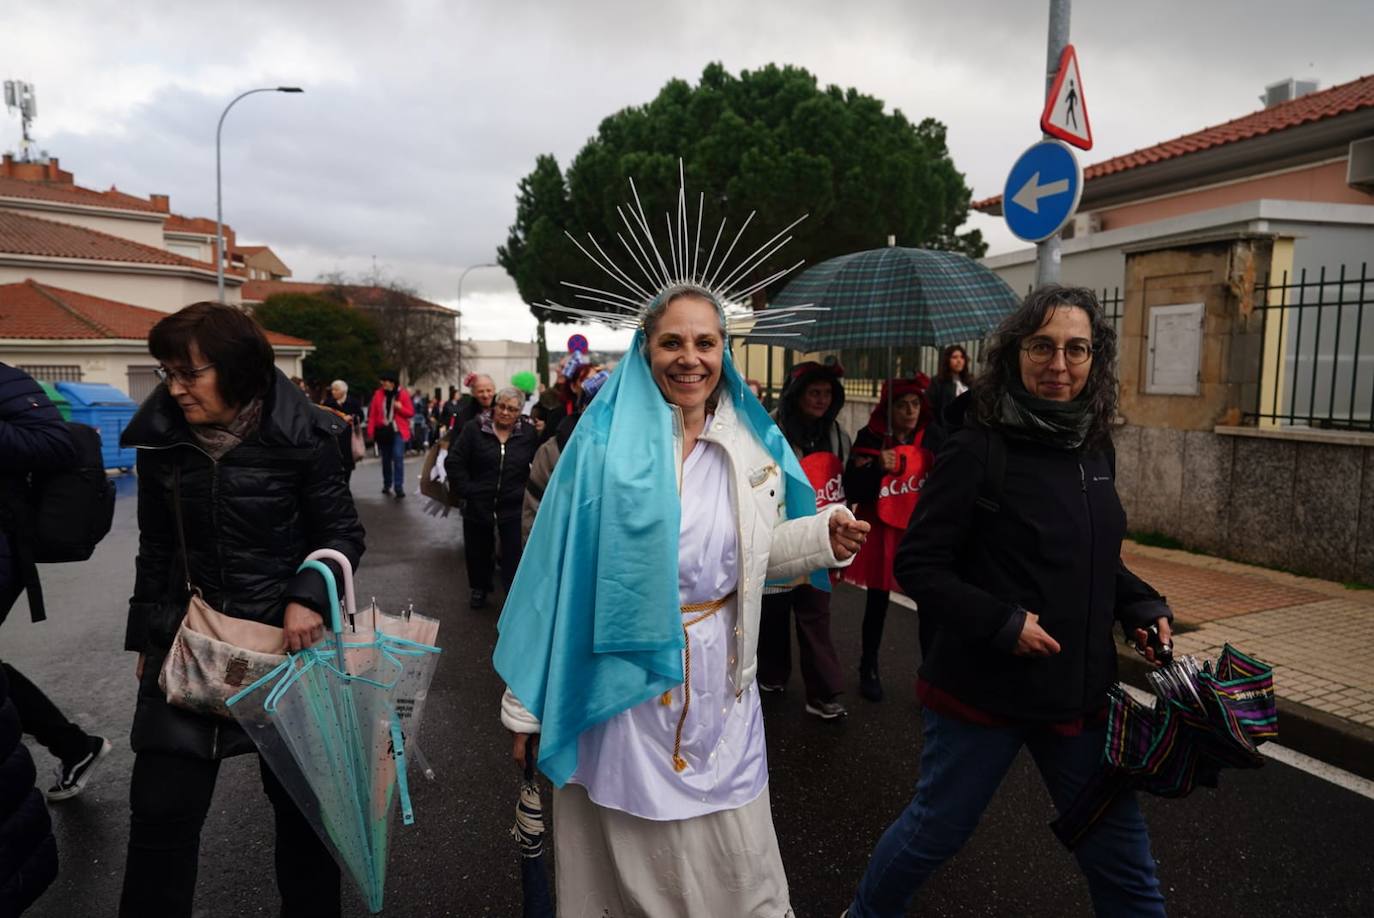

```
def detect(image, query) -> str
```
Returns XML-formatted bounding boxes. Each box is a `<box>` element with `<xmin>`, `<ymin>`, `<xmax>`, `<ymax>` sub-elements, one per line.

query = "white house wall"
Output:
<box><xmin>0</xmin><ymin>205</ymin><xmax>166</xmax><ymax>248</ymax></box>
<box><xmin>0</xmin><ymin>342</ymin><xmax>306</xmax><ymax>399</ymax></box>
<box><xmin>0</xmin><ymin>264</ymin><xmax>237</xmax><ymax>310</ymax></box>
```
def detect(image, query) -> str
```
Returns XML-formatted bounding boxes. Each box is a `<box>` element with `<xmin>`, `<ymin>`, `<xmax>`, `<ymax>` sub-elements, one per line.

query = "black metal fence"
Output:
<box><xmin>742</xmin><ymin>286</ymin><xmax>1123</xmax><ymax>405</ymax></box>
<box><xmin>1246</xmin><ymin>263</ymin><xmax>1374</xmax><ymax>431</ymax></box>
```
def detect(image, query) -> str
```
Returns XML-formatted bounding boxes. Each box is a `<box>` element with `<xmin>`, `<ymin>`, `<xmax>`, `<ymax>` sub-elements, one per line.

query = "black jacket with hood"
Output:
<box><xmin>772</xmin><ymin>362</ymin><xmax>851</xmax><ymax>462</ymax></box>
<box><xmin>120</xmin><ymin>370</ymin><xmax>365</xmax><ymax>759</ymax></box>
<box><xmin>895</xmin><ymin>394</ymin><xmax>1169</xmax><ymax>722</ymax></box>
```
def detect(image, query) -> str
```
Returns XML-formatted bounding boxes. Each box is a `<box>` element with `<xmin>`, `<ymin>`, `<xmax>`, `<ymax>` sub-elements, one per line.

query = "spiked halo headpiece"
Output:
<box><xmin>538</xmin><ymin>161</ymin><xmax>823</xmax><ymax>340</ymax></box>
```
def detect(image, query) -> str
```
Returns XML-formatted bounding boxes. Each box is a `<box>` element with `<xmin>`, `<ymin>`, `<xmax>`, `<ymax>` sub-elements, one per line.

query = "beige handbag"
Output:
<box><xmin>158</xmin><ymin>467</ymin><xmax>288</xmax><ymax>720</ymax></box>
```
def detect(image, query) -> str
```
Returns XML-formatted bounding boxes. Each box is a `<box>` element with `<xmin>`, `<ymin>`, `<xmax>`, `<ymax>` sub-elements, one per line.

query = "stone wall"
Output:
<box><xmin>1115</xmin><ymin>424</ymin><xmax>1374</xmax><ymax>583</ymax></box>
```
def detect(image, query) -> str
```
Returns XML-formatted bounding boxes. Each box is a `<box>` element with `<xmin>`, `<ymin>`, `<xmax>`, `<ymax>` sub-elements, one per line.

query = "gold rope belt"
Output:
<box><xmin>661</xmin><ymin>592</ymin><xmax>736</xmax><ymax>773</ymax></box>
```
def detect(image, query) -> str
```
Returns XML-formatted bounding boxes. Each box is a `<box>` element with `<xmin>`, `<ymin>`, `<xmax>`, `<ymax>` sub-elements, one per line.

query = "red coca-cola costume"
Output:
<box><xmin>841</xmin><ymin>375</ymin><xmax>934</xmax><ymax>593</ymax></box>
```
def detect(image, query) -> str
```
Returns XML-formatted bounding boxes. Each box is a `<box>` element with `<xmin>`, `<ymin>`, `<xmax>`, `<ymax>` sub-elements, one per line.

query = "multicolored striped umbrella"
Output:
<box><xmin>1051</xmin><ymin>645</ymin><xmax>1278</xmax><ymax>849</ymax></box>
<box><xmin>747</xmin><ymin>247</ymin><xmax>1022</xmax><ymax>351</ymax></box>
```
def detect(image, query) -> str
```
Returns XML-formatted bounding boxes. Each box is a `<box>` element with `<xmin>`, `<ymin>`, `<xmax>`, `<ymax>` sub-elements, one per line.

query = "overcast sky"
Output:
<box><xmin>4</xmin><ymin>0</ymin><xmax>1371</xmax><ymax>351</ymax></box>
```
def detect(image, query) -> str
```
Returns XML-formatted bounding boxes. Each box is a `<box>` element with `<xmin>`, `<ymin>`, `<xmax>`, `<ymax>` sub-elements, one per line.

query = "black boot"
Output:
<box><xmin>859</xmin><ymin>660</ymin><xmax>884</xmax><ymax>702</ymax></box>
<box><xmin>470</xmin><ymin>589</ymin><xmax>488</xmax><ymax>610</ymax></box>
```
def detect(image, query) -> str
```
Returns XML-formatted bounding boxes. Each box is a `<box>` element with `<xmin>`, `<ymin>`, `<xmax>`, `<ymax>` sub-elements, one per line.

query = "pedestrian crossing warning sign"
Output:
<box><xmin>1040</xmin><ymin>44</ymin><xmax>1092</xmax><ymax>150</ymax></box>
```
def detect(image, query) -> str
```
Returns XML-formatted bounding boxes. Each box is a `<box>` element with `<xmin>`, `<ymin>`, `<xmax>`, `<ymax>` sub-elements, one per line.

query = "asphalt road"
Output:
<box><xmin>4</xmin><ymin>459</ymin><xmax>1372</xmax><ymax>917</ymax></box>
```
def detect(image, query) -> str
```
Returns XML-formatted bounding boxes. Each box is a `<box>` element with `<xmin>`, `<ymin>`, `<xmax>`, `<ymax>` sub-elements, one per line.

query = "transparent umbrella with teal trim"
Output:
<box><xmin>227</xmin><ymin>550</ymin><xmax>442</xmax><ymax>913</ymax></box>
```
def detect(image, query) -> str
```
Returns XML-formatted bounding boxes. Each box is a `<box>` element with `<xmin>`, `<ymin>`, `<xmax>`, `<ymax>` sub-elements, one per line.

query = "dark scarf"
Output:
<box><xmin>996</xmin><ymin>379</ymin><xmax>1093</xmax><ymax>451</ymax></box>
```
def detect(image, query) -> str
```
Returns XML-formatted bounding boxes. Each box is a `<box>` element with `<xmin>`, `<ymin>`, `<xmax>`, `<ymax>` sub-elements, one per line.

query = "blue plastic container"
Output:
<box><xmin>55</xmin><ymin>382</ymin><xmax>139</xmax><ymax>471</ymax></box>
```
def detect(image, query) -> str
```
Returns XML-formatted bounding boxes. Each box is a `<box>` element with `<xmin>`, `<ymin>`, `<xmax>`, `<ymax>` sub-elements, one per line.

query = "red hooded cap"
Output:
<box><xmin>866</xmin><ymin>373</ymin><xmax>933</xmax><ymax>440</ymax></box>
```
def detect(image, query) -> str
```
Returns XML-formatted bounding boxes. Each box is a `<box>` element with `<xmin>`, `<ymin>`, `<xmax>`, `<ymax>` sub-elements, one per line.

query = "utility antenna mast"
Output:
<box><xmin>4</xmin><ymin>80</ymin><xmax>39</xmax><ymax>161</ymax></box>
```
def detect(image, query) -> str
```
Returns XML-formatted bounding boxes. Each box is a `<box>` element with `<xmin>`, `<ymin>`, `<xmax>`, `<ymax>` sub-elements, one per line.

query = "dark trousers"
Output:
<box><xmin>379</xmin><ymin>435</ymin><xmax>406</xmax><ymax>493</ymax></box>
<box><xmin>463</xmin><ymin>513</ymin><xmax>524</xmax><ymax>593</ymax></box>
<box><xmin>2</xmin><ymin>662</ymin><xmax>88</xmax><ymax>764</ymax></box>
<box><xmin>757</xmin><ymin>586</ymin><xmax>845</xmax><ymax>701</ymax></box>
<box><xmin>849</xmin><ymin>708</ymin><xmax>1164</xmax><ymax>917</ymax></box>
<box><xmin>861</xmin><ymin>589</ymin><xmax>890</xmax><ymax>672</ymax></box>
<box><xmin>120</xmin><ymin>751</ymin><xmax>340</xmax><ymax>918</ymax></box>
<box><xmin>862</xmin><ymin>589</ymin><xmax>935</xmax><ymax>667</ymax></box>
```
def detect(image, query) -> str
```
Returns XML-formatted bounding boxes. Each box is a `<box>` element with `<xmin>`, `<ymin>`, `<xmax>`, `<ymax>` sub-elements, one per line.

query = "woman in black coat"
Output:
<box><xmin>0</xmin><ymin>660</ymin><xmax>58</xmax><ymax>916</ymax></box>
<box><xmin>847</xmin><ymin>286</ymin><xmax>1173</xmax><ymax>918</ymax></box>
<box><xmin>445</xmin><ymin>386</ymin><xmax>539</xmax><ymax>609</ymax></box>
<box><xmin>119</xmin><ymin>303</ymin><xmax>365</xmax><ymax>918</ymax></box>
<box><xmin>925</xmin><ymin>343</ymin><xmax>973</xmax><ymax>438</ymax></box>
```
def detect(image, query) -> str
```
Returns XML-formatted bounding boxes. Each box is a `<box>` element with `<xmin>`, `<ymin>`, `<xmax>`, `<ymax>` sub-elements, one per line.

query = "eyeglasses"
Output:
<box><xmin>154</xmin><ymin>362</ymin><xmax>215</xmax><ymax>387</ymax></box>
<box><xmin>1022</xmin><ymin>337</ymin><xmax>1093</xmax><ymax>366</ymax></box>
<box><xmin>493</xmin><ymin>403</ymin><xmax>522</xmax><ymax>414</ymax></box>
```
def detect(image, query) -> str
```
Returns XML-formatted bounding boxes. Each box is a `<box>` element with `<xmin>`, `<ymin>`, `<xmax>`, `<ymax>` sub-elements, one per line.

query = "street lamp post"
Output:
<box><xmin>456</xmin><ymin>262</ymin><xmax>499</xmax><ymax>376</ymax></box>
<box><xmin>216</xmin><ymin>86</ymin><xmax>303</xmax><ymax>302</ymax></box>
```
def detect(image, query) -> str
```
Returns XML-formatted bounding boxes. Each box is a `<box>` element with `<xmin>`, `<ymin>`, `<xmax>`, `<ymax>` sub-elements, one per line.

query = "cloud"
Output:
<box><xmin>3</xmin><ymin>0</ymin><xmax>1370</xmax><ymax>334</ymax></box>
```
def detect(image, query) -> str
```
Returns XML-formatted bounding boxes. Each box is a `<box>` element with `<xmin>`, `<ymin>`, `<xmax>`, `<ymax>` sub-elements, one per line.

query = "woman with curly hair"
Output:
<box><xmin>846</xmin><ymin>285</ymin><xmax>1174</xmax><ymax>918</ymax></box>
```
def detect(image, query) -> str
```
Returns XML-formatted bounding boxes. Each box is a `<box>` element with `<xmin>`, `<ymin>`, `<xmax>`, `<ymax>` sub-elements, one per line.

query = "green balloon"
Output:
<box><xmin>511</xmin><ymin>371</ymin><xmax>538</xmax><ymax>394</ymax></box>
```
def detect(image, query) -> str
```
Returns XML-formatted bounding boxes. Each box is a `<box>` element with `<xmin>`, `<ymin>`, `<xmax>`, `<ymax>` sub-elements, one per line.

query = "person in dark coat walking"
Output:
<box><xmin>118</xmin><ymin>303</ymin><xmax>365</xmax><ymax>918</ymax></box>
<box><xmin>449</xmin><ymin>373</ymin><xmax>495</xmax><ymax>436</ymax></box>
<box><xmin>756</xmin><ymin>360</ymin><xmax>850</xmax><ymax>719</ymax></box>
<box><xmin>321</xmin><ymin>379</ymin><xmax>364</xmax><ymax>487</ymax></box>
<box><xmin>445</xmin><ymin>386</ymin><xmax>539</xmax><ymax>609</ymax></box>
<box><xmin>0</xmin><ymin>660</ymin><xmax>58</xmax><ymax>917</ymax></box>
<box><xmin>0</xmin><ymin>363</ymin><xmax>111</xmax><ymax>803</ymax></box>
<box><xmin>925</xmin><ymin>344</ymin><xmax>973</xmax><ymax>437</ymax></box>
<box><xmin>846</xmin><ymin>286</ymin><xmax>1173</xmax><ymax>918</ymax></box>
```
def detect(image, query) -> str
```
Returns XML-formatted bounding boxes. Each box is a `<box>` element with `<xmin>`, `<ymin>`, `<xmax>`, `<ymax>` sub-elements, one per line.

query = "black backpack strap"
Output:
<box><xmin>973</xmin><ymin>427</ymin><xmax>1007</xmax><ymax>514</ymax></box>
<box><xmin>18</xmin><ymin>541</ymin><xmax>45</xmax><ymax>623</ymax></box>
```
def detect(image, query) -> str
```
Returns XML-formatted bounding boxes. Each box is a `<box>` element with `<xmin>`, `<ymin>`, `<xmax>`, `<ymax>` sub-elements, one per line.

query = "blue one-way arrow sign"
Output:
<box><xmin>1003</xmin><ymin>139</ymin><xmax>1083</xmax><ymax>243</ymax></box>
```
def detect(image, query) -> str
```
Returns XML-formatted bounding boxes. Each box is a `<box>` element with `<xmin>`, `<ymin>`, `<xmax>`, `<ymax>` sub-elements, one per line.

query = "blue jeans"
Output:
<box><xmin>850</xmin><ymin>708</ymin><xmax>1165</xmax><ymax>918</ymax></box>
<box><xmin>380</xmin><ymin>435</ymin><xmax>406</xmax><ymax>493</ymax></box>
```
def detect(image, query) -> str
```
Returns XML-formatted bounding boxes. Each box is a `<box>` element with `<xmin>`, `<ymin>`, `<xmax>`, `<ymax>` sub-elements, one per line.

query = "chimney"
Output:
<box><xmin>150</xmin><ymin>193</ymin><xmax>170</xmax><ymax>213</ymax></box>
<box><xmin>1261</xmin><ymin>78</ymin><xmax>1320</xmax><ymax>109</ymax></box>
<box><xmin>0</xmin><ymin>154</ymin><xmax>73</xmax><ymax>183</ymax></box>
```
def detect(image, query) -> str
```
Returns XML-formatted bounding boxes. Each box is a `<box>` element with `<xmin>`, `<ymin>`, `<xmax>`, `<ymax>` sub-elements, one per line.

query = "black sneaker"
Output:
<box><xmin>470</xmin><ymin>589</ymin><xmax>488</xmax><ymax>610</ymax></box>
<box><xmin>395</xmin><ymin>490</ymin><xmax>406</xmax><ymax>499</ymax></box>
<box><xmin>805</xmin><ymin>698</ymin><xmax>848</xmax><ymax>720</ymax></box>
<box><xmin>47</xmin><ymin>735</ymin><xmax>112</xmax><ymax>801</ymax></box>
<box><xmin>381</xmin><ymin>486</ymin><xmax>393</xmax><ymax>496</ymax></box>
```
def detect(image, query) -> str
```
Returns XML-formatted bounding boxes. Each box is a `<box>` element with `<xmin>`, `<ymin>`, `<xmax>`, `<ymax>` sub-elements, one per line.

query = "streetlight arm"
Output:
<box><xmin>215</xmin><ymin>86</ymin><xmax>304</xmax><ymax>302</ymax></box>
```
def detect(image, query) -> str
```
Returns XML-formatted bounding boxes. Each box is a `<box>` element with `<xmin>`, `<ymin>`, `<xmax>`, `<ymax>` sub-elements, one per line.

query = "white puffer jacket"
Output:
<box><xmin>502</xmin><ymin>395</ymin><xmax>854</xmax><ymax>732</ymax></box>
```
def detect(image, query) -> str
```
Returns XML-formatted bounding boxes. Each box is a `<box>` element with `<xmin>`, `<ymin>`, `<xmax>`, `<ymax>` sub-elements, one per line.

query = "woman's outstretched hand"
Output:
<box><xmin>829</xmin><ymin>515</ymin><xmax>870</xmax><ymax>561</ymax></box>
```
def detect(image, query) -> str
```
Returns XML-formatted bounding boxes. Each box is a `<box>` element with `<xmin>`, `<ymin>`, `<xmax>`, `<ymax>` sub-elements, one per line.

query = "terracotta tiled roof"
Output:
<box><xmin>0</xmin><ymin>210</ymin><xmax>235</xmax><ymax>273</ymax></box>
<box><xmin>241</xmin><ymin>279</ymin><xmax>455</xmax><ymax>315</ymax></box>
<box><xmin>973</xmin><ymin>72</ymin><xmax>1374</xmax><ymax>212</ymax></box>
<box><xmin>237</xmin><ymin>245</ymin><xmax>269</xmax><ymax>255</ymax></box>
<box><xmin>0</xmin><ymin>279</ymin><xmax>310</xmax><ymax>347</ymax></box>
<box><xmin>164</xmin><ymin>213</ymin><xmax>221</xmax><ymax>235</ymax></box>
<box><xmin>0</xmin><ymin>175</ymin><xmax>163</xmax><ymax>213</ymax></box>
<box><xmin>241</xmin><ymin>279</ymin><xmax>327</xmax><ymax>302</ymax></box>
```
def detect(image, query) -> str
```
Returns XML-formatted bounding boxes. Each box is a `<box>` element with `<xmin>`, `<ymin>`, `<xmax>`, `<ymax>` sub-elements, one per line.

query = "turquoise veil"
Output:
<box><xmin>493</xmin><ymin>328</ymin><xmax>825</xmax><ymax>786</ymax></box>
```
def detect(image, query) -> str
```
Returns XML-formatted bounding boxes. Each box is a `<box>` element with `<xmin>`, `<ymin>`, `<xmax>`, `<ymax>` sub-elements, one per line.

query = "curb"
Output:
<box><xmin>1115</xmin><ymin>645</ymin><xmax>1374</xmax><ymax>782</ymax></box>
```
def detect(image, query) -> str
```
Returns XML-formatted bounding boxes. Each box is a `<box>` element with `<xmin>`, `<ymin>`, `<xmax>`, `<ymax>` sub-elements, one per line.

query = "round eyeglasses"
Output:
<box><xmin>1021</xmin><ymin>338</ymin><xmax>1093</xmax><ymax>366</ymax></box>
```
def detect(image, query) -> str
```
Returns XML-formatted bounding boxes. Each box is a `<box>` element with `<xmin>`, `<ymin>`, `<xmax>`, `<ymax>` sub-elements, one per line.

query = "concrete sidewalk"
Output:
<box><xmin>1118</xmin><ymin>541</ymin><xmax>1374</xmax><ymax>780</ymax></box>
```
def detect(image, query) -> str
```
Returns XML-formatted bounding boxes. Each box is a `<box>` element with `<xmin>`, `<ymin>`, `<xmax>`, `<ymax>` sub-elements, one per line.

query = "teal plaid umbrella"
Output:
<box><xmin>747</xmin><ymin>247</ymin><xmax>1021</xmax><ymax>350</ymax></box>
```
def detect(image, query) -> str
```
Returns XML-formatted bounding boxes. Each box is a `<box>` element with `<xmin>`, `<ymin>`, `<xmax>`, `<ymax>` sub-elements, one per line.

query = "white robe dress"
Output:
<box><xmin>553</xmin><ymin>423</ymin><xmax>793</xmax><ymax>918</ymax></box>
